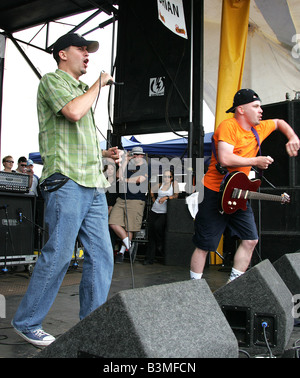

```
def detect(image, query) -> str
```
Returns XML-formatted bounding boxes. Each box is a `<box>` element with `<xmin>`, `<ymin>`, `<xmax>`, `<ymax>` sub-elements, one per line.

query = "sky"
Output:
<box><xmin>0</xmin><ymin>10</ymin><xmax>214</xmax><ymax>177</ymax></box>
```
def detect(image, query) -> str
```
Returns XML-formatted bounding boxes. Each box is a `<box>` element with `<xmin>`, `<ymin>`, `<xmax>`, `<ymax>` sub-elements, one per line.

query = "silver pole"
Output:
<box><xmin>106</xmin><ymin>16</ymin><xmax>117</xmax><ymax>149</ymax></box>
<box><xmin>189</xmin><ymin>0</ymin><xmax>194</xmax><ymax>124</ymax></box>
<box><xmin>187</xmin><ymin>0</ymin><xmax>194</xmax><ymax>192</ymax></box>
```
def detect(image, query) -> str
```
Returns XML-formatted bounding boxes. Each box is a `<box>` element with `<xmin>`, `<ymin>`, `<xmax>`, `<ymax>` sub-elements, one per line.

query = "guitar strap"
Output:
<box><xmin>251</xmin><ymin>127</ymin><xmax>263</xmax><ymax>177</ymax></box>
<box><xmin>251</xmin><ymin>127</ymin><xmax>261</xmax><ymax>156</ymax></box>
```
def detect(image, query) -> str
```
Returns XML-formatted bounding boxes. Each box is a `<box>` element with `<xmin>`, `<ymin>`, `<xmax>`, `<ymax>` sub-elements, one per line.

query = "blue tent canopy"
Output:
<box><xmin>29</xmin><ymin>133</ymin><xmax>213</xmax><ymax>164</ymax></box>
<box><xmin>102</xmin><ymin>133</ymin><xmax>213</xmax><ymax>157</ymax></box>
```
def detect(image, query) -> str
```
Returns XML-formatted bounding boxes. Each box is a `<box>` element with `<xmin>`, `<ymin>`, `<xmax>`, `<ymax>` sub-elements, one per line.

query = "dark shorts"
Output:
<box><xmin>192</xmin><ymin>186</ymin><xmax>258</xmax><ymax>251</ymax></box>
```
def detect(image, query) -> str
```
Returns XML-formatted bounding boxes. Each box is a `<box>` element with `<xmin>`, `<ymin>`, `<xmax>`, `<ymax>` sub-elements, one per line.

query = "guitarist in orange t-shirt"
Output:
<box><xmin>190</xmin><ymin>89</ymin><xmax>300</xmax><ymax>282</ymax></box>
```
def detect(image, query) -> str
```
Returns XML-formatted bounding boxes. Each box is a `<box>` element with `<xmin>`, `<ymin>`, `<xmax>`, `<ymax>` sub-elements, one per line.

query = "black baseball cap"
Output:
<box><xmin>52</xmin><ymin>33</ymin><xmax>99</xmax><ymax>57</ymax></box>
<box><xmin>226</xmin><ymin>89</ymin><xmax>261</xmax><ymax>113</ymax></box>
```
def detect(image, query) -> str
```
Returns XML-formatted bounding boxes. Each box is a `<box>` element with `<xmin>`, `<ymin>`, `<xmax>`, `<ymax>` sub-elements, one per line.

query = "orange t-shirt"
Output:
<box><xmin>204</xmin><ymin>118</ymin><xmax>276</xmax><ymax>192</ymax></box>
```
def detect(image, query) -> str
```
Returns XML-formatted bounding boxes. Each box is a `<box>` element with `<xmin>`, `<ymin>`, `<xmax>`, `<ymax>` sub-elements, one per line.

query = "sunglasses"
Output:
<box><xmin>5</xmin><ymin>160</ymin><xmax>14</xmax><ymax>163</ymax></box>
<box><xmin>21</xmin><ymin>164</ymin><xmax>27</xmax><ymax>167</ymax></box>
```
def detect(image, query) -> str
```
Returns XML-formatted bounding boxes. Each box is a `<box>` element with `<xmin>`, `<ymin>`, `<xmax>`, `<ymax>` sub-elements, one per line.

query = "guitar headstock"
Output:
<box><xmin>281</xmin><ymin>192</ymin><xmax>290</xmax><ymax>204</ymax></box>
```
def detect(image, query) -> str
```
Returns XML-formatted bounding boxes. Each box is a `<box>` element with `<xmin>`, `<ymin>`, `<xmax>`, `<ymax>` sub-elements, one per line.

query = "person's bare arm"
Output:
<box><xmin>273</xmin><ymin>119</ymin><xmax>300</xmax><ymax>157</ymax></box>
<box><xmin>218</xmin><ymin>141</ymin><xmax>274</xmax><ymax>170</ymax></box>
<box><xmin>61</xmin><ymin>72</ymin><xmax>113</xmax><ymax>122</ymax></box>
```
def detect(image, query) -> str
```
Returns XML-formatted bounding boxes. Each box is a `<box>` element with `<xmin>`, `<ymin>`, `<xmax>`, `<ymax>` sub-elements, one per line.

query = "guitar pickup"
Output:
<box><xmin>232</xmin><ymin>188</ymin><xmax>248</xmax><ymax>199</ymax></box>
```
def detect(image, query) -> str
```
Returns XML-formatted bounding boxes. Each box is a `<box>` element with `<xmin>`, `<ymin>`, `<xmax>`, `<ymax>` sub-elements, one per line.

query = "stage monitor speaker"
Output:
<box><xmin>0</xmin><ymin>193</ymin><xmax>34</xmax><ymax>258</ymax></box>
<box><xmin>38</xmin><ymin>280</ymin><xmax>239</xmax><ymax>358</ymax></box>
<box><xmin>273</xmin><ymin>252</ymin><xmax>300</xmax><ymax>296</ymax></box>
<box><xmin>214</xmin><ymin>259</ymin><xmax>294</xmax><ymax>356</ymax></box>
<box><xmin>260</xmin><ymin>100</ymin><xmax>300</xmax><ymax>188</ymax></box>
<box><xmin>113</xmin><ymin>0</ymin><xmax>201</xmax><ymax>136</ymax></box>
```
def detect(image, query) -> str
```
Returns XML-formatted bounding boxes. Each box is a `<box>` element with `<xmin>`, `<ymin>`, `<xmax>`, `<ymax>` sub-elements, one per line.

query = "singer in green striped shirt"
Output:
<box><xmin>12</xmin><ymin>33</ymin><xmax>121</xmax><ymax>348</ymax></box>
<box><xmin>37</xmin><ymin>68</ymin><xmax>110</xmax><ymax>188</ymax></box>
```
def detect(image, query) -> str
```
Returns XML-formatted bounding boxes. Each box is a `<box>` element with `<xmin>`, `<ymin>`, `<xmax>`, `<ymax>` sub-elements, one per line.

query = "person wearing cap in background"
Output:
<box><xmin>25</xmin><ymin>159</ymin><xmax>39</xmax><ymax>196</ymax></box>
<box><xmin>12</xmin><ymin>33</ymin><xmax>121</xmax><ymax>347</ymax></box>
<box><xmin>190</xmin><ymin>88</ymin><xmax>300</xmax><ymax>283</ymax></box>
<box><xmin>109</xmin><ymin>146</ymin><xmax>149</xmax><ymax>263</ymax></box>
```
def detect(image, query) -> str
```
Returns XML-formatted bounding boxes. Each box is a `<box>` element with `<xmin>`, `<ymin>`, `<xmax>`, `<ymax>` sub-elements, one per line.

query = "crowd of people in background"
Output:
<box><xmin>1</xmin><ymin>147</ymin><xmax>179</xmax><ymax>266</ymax></box>
<box><xmin>104</xmin><ymin>146</ymin><xmax>179</xmax><ymax>265</ymax></box>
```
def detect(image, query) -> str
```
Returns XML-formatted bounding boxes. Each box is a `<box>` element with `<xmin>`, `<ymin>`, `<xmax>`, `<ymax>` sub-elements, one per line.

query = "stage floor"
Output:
<box><xmin>0</xmin><ymin>256</ymin><xmax>299</xmax><ymax>358</ymax></box>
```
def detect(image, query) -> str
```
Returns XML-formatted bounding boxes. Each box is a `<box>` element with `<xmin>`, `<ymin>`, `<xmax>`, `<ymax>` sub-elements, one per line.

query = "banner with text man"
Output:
<box><xmin>157</xmin><ymin>0</ymin><xmax>188</xmax><ymax>39</ymax></box>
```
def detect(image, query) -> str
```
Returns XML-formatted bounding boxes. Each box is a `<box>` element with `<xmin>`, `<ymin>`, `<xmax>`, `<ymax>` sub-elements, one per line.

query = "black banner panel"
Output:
<box><xmin>260</xmin><ymin>100</ymin><xmax>300</xmax><ymax>188</ymax></box>
<box><xmin>252</xmin><ymin>100</ymin><xmax>300</xmax><ymax>262</ymax></box>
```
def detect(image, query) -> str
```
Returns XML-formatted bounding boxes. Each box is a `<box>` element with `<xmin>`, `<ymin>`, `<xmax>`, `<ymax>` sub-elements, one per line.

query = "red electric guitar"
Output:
<box><xmin>219</xmin><ymin>171</ymin><xmax>290</xmax><ymax>214</ymax></box>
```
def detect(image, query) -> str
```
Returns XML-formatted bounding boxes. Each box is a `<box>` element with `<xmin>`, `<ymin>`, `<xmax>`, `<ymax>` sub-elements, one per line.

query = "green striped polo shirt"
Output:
<box><xmin>37</xmin><ymin>69</ymin><xmax>109</xmax><ymax>189</ymax></box>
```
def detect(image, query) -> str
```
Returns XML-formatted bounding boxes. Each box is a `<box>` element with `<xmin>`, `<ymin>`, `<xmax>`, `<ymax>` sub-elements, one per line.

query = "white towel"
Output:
<box><xmin>185</xmin><ymin>192</ymin><xmax>199</xmax><ymax>219</ymax></box>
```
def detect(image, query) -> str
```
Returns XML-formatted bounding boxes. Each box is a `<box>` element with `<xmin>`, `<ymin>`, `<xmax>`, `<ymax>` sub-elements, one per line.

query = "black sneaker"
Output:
<box><xmin>129</xmin><ymin>241</ymin><xmax>138</xmax><ymax>263</ymax></box>
<box><xmin>115</xmin><ymin>252</ymin><xmax>124</xmax><ymax>264</ymax></box>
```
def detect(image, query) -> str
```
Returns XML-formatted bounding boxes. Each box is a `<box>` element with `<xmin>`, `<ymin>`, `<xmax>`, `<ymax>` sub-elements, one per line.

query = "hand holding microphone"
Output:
<box><xmin>100</xmin><ymin>71</ymin><xmax>124</xmax><ymax>87</ymax></box>
<box><xmin>107</xmin><ymin>79</ymin><xmax>124</xmax><ymax>86</ymax></box>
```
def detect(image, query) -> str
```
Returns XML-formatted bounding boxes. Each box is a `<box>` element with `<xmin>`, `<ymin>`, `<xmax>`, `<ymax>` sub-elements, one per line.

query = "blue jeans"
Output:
<box><xmin>12</xmin><ymin>176</ymin><xmax>114</xmax><ymax>332</ymax></box>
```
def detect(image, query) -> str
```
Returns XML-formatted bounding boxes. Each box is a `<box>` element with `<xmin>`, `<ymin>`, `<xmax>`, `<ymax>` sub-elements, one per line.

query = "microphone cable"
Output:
<box><xmin>93</xmin><ymin>69</ymin><xmax>135</xmax><ymax>289</ymax></box>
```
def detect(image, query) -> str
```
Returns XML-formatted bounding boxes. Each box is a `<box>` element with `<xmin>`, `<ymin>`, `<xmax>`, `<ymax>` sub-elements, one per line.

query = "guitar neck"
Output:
<box><xmin>234</xmin><ymin>189</ymin><xmax>283</xmax><ymax>202</ymax></box>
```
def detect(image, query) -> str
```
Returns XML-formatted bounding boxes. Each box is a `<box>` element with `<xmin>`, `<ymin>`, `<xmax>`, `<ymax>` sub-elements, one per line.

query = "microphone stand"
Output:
<box><xmin>22</xmin><ymin>214</ymin><xmax>48</xmax><ymax>259</ymax></box>
<box><xmin>23</xmin><ymin>214</ymin><xmax>82</xmax><ymax>271</ymax></box>
<box><xmin>251</xmin><ymin>167</ymin><xmax>277</xmax><ymax>265</ymax></box>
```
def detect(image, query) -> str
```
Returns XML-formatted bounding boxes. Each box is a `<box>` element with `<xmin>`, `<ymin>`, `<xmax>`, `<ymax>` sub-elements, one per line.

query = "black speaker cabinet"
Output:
<box><xmin>252</xmin><ymin>188</ymin><xmax>300</xmax><ymax>233</ymax></box>
<box><xmin>251</xmin><ymin>188</ymin><xmax>300</xmax><ymax>262</ymax></box>
<box><xmin>164</xmin><ymin>199</ymin><xmax>196</xmax><ymax>266</ymax></box>
<box><xmin>0</xmin><ymin>193</ymin><xmax>35</xmax><ymax>262</ymax></box>
<box><xmin>164</xmin><ymin>232</ymin><xmax>195</xmax><ymax>266</ymax></box>
<box><xmin>165</xmin><ymin>198</ymin><xmax>194</xmax><ymax>234</ymax></box>
<box><xmin>214</xmin><ymin>259</ymin><xmax>294</xmax><ymax>357</ymax></box>
<box><xmin>113</xmin><ymin>0</ymin><xmax>202</xmax><ymax>136</ymax></box>
<box><xmin>38</xmin><ymin>280</ymin><xmax>239</xmax><ymax>358</ymax></box>
<box><xmin>34</xmin><ymin>196</ymin><xmax>48</xmax><ymax>250</ymax></box>
<box><xmin>261</xmin><ymin>100</ymin><xmax>300</xmax><ymax>188</ymax></box>
<box><xmin>257</xmin><ymin>234</ymin><xmax>300</xmax><ymax>263</ymax></box>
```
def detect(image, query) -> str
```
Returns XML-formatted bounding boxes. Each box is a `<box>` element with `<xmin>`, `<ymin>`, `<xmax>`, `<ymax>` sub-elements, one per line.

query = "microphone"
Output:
<box><xmin>107</xmin><ymin>80</ymin><xmax>124</xmax><ymax>86</ymax></box>
<box><xmin>17</xmin><ymin>208</ymin><xmax>23</xmax><ymax>223</ymax></box>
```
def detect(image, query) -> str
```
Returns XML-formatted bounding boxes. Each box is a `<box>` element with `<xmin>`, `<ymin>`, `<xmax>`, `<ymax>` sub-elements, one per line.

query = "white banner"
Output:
<box><xmin>157</xmin><ymin>0</ymin><xmax>188</xmax><ymax>39</ymax></box>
